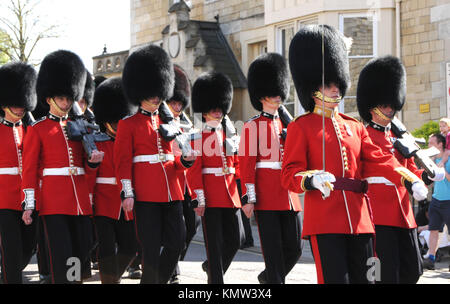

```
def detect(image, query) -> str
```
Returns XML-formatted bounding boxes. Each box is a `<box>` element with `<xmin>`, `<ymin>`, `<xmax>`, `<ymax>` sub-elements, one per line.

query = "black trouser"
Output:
<box><xmin>37</xmin><ymin>216</ymin><xmax>50</xmax><ymax>278</ymax></box>
<box><xmin>0</xmin><ymin>209</ymin><xmax>37</xmax><ymax>284</ymax></box>
<box><xmin>94</xmin><ymin>214</ymin><xmax>138</xmax><ymax>284</ymax></box>
<box><xmin>309</xmin><ymin>233</ymin><xmax>375</xmax><ymax>284</ymax></box>
<box><xmin>41</xmin><ymin>215</ymin><xmax>93</xmax><ymax>284</ymax></box>
<box><xmin>173</xmin><ymin>192</ymin><xmax>201</xmax><ymax>278</ymax></box>
<box><xmin>202</xmin><ymin>207</ymin><xmax>244</xmax><ymax>284</ymax></box>
<box><xmin>134</xmin><ymin>201</ymin><xmax>186</xmax><ymax>284</ymax></box>
<box><xmin>375</xmin><ymin>225</ymin><xmax>423</xmax><ymax>284</ymax></box>
<box><xmin>241</xmin><ymin>210</ymin><xmax>254</xmax><ymax>245</ymax></box>
<box><xmin>255</xmin><ymin>210</ymin><xmax>302</xmax><ymax>284</ymax></box>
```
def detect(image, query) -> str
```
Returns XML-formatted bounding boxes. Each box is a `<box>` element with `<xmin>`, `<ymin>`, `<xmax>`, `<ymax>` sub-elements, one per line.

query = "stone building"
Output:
<box><xmin>93</xmin><ymin>0</ymin><xmax>450</xmax><ymax>130</ymax></box>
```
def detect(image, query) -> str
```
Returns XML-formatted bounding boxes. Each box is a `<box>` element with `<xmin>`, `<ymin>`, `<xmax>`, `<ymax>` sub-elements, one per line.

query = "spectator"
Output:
<box><xmin>438</xmin><ymin>118</ymin><xmax>450</xmax><ymax>167</ymax></box>
<box><xmin>422</xmin><ymin>133</ymin><xmax>450</xmax><ymax>270</ymax></box>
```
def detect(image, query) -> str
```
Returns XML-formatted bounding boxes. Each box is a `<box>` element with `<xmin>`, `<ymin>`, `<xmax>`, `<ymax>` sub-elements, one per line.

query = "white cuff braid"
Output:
<box><xmin>194</xmin><ymin>189</ymin><xmax>206</xmax><ymax>207</ymax></box>
<box><xmin>22</xmin><ymin>189</ymin><xmax>35</xmax><ymax>210</ymax></box>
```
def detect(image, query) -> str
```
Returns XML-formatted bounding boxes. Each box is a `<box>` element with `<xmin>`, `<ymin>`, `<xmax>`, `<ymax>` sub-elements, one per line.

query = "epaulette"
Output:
<box><xmin>293</xmin><ymin>111</ymin><xmax>311</xmax><ymax>122</ymax></box>
<box><xmin>339</xmin><ymin>113</ymin><xmax>360</xmax><ymax>123</ymax></box>
<box><xmin>246</xmin><ymin>114</ymin><xmax>260</xmax><ymax>123</ymax></box>
<box><xmin>31</xmin><ymin>116</ymin><xmax>47</xmax><ymax>126</ymax></box>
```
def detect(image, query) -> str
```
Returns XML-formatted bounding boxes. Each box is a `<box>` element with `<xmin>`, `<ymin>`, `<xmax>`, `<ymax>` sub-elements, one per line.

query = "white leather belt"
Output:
<box><xmin>0</xmin><ymin>167</ymin><xmax>19</xmax><ymax>175</ymax></box>
<box><xmin>256</xmin><ymin>162</ymin><xmax>282</xmax><ymax>170</ymax></box>
<box><xmin>365</xmin><ymin>177</ymin><xmax>394</xmax><ymax>186</ymax></box>
<box><xmin>96</xmin><ymin>177</ymin><xmax>117</xmax><ymax>185</ymax></box>
<box><xmin>43</xmin><ymin>167</ymin><xmax>85</xmax><ymax>176</ymax></box>
<box><xmin>202</xmin><ymin>167</ymin><xmax>236</xmax><ymax>176</ymax></box>
<box><xmin>133</xmin><ymin>154</ymin><xmax>175</xmax><ymax>163</ymax></box>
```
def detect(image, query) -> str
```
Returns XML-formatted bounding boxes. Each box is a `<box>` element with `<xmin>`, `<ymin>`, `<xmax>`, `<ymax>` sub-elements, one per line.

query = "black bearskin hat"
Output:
<box><xmin>93</xmin><ymin>77</ymin><xmax>137</xmax><ymax>130</ymax></box>
<box><xmin>83</xmin><ymin>70</ymin><xmax>95</xmax><ymax>108</ymax></box>
<box><xmin>122</xmin><ymin>44</ymin><xmax>174</xmax><ymax>106</ymax></box>
<box><xmin>289</xmin><ymin>24</ymin><xmax>350</xmax><ymax>113</ymax></box>
<box><xmin>94</xmin><ymin>75</ymin><xmax>107</xmax><ymax>88</ymax></box>
<box><xmin>247</xmin><ymin>52</ymin><xmax>290</xmax><ymax>111</ymax></box>
<box><xmin>0</xmin><ymin>62</ymin><xmax>37</xmax><ymax>114</ymax></box>
<box><xmin>36</xmin><ymin>50</ymin><xmax>87</xmax><ymax>109</ymax></box>
<box><xmin>192</xmin><ymin>72</ymin><xmax>233</xmax><ymax>114</ymax></box>
<box><xmin>168</xmin><ymin>65</ymin><xmax>191</xmax><ymax>110</ymax></box>
<box><xmin>356</xmin><ymin>55</ymin><xmax>406</xmax><ymax>123</ymax></box>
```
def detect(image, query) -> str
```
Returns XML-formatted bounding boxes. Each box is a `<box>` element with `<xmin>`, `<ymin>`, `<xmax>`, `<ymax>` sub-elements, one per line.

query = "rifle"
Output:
<box><xmin>158</xmin><ymin>101</ymin><xmax>201</xmax><ymax>157</ymax></box>
<box><xmin>222</xmin><ymin>115</ymin><xmax>240</xmax><ymax>155</ymax></box>
<box><xmin>391</xmin><ymin>117</ymin><xmax>440</xmax><ymax>178</ymax></box>
<box><xmin>278</xmin><ymin>104</ymin><xmax>294</xmax><ymax>140</ymax></box>
<box><xmin>22</xmin><ymin>111</ymin><xmax>36</xmax><ymax>127</ymax></box>
<box><xmin>66</xmin><ymin>101</ymin><xmax>110</xmax><ymax>159</ymax></box>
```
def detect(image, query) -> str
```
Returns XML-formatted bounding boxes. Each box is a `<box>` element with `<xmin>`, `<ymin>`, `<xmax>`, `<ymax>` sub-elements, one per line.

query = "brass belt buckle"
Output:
<box><xmin>70</xmin><ymin>167</ymin><xmax>78</xmax><ymax>176</ymax></box>
<box><xmin>159</xmin><ymin>154</ymin><xmax>166</xmax><ymax>161</ymax></box>
<box><xmin>223</xmin><ymin>167</ymin><xmax>229</xmax><ymax>175</ymax></box>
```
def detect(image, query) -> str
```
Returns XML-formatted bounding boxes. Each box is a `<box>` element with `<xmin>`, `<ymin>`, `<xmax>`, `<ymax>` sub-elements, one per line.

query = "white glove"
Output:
<box><xmin>311</xmin><ymin>171</ymin><xmax>336</xmax><ymax>199</ymax></box>
<box><xmin>411</xmin><ymin>182</ymin><xmax>428</xmax><ymax>201</ymax></box>
<box><xmin>429</xmin><ymin>167</ymin><xmax>446</xmax><ymax>182</ymax></box>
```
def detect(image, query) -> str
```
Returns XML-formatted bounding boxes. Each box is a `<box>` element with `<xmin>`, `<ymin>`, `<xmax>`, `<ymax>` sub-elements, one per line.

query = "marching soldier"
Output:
<box><xmin>21</xmin><ymin>50</ymin><xmax>105</xmax><ymax>284</ymax></box>
<box><xmin>89</xmin><ymin>77</ymin><xmax>138</xmax><ymax>284</ymax></box>
<box><xmin>239</xmin><ymin>52</ymin><xmax>302</xmax><ymax>284</ymax></box>
<box><xmin>115</xmin><ymin>45</ymin><xmax>196</xmax><ymax>284</ymax></box>
<box><xmin>281</xmin><ymin>24</ymin><xmax>429</xmax><ymax>284</ymax></box>
<box><xmin>167</xmin><ymin>65</ymin><xmax>201</xmax><ymax>284</ymax></box>
<box><xmin>187</xmin><ymin>71</ymin><xmax>244</xmax><ymax>284</ymax></box>
<box><xmin>0</xmin><ymin>62</ymin><xmax>38</xmax><ymax>284</ymax></box>
<box><xmin>356</xmin><ymin>55</ymin><xmax>444</xmax><ymax>283</ymax></box>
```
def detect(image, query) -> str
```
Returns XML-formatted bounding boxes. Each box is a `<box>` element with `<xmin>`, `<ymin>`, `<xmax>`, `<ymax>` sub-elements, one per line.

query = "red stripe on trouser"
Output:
<box><xmin>310</xmin><ymin>235</ymin><xmax>324</xmax><ymax>284</ymax></box>
<box><xmin>0</xmin><ymin>236</ymin><xmax>7</xmax><ymax>284</ymax></box>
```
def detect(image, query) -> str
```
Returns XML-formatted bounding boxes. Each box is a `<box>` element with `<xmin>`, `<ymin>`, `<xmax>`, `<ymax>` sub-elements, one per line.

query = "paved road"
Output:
<box><xmin>21</xmin><ymin>223</ymin><xmax>450</xmax><ymax>284</ymax></box>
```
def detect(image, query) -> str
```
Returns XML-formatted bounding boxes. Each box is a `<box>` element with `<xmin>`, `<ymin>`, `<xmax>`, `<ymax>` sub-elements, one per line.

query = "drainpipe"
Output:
<box><xmin>396</xmin><ymin>0</ymin><xmax>403</xmax><ymax>121</ymax></box>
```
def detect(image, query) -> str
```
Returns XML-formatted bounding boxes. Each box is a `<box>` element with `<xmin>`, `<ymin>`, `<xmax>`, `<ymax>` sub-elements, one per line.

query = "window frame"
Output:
<box><xmin>338</xmin><ymin>12</ymin><xmax>378</xmax><ymax>115</ymax></box>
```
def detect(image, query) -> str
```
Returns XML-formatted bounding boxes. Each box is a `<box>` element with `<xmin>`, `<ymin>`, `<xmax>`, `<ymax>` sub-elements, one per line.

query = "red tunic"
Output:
<box><xmin>239</xmin><ymin>112</ymin><xmax>302</xmax><ymax>211</ymax></box>
<box><xmin>186</xmin><ymin>126</ymin><xmax>241</xmax><ymax>209</ymax></box>
<box><xmin>281</xmin><ymin>106</ymin><xmax>409</xmax><ymax>239</ymax></box>
<box><xmin>0</xmin><ymin>120</ymin><xmax>24</xmax><ymax>211</ymax></box>
<box><xmin>114</xmin><ymin>110</ymin><xmax>188</xmax><ymax>203</ymax></box>
<box><xmin>86</xmin><ymin>140</ymin><xmax>133</xmax><ymax>220</ymax></box>
<box><xmin>366</xmin><ymin>123</ymin><xmax>423</xmax><ymax>229</ymax></box>
<box><xmin>21</xmin><ymin>115</ymin><xmax>93</xmax><ymax>216</ymax></box>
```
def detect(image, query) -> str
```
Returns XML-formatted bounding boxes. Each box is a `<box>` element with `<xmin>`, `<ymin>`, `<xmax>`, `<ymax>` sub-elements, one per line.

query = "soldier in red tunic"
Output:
<box><xmin>0</xmin><ymin>62</ymin><xmax>38</xmax><ymax>284</ymax></box>
<box><xmin>239</xmin><ymin>52</ymin><xmax>302</xmax><ymax>284</ymax></box>
<box><xmin>115</xmin><ymin>45</ymin><xmax>196</xmax><ymax>284</ymax></box>
<box><xmin>187</xmin><ymin>72</ymin><xmax>243</xmax><ymax>284</ymax></box>
<box><xmin>281</xmin><ymin>24</ymin><xmax>429</xmax><ymax>284</ymax></box>
<box><xmin>167</xmin><ymin>65</ymin><xmax>201</xmax><ymax>284</ymax></box>
<box><xmin>21</xmin><ymin>50</ymin><xmax>105</xmax><ymax>284</ymax></box>
<box><xmin>89</xmin><ymin>76</ymin><xmax>138</xmax><ymax>284</ymax></box>
<box><xmin>356</xmin><ymin>55</ymin><xmax>444</xmax><ymax>283</ymax></box>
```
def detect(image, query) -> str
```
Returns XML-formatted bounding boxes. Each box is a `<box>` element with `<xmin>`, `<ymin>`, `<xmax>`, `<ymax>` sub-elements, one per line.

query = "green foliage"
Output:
<box><xmin>411</xmin><ymin>120</ymin><xmax>440</xmax><ymax>147</ymax></box>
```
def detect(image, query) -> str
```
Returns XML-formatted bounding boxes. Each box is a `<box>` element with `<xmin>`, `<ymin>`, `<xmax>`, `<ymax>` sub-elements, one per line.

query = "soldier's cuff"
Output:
<box><xmin>244</xmin><ymin>183</ymin><xmax>256</xmax><ymax>204</ymax></box>
<box><xmin>22</xmin><ymin>189</ymin><xmax>36</xmax><ymax>211</ymax></box>
<box><xmin>295</xmin><ymin>170</ymin><xmax>320</xmax><ymax>192</ymax></box>
<box><xmin>193</xmin><ymin>189</ymin><xmax>206</xmax><ymax>207</ymax></box>
<box><xmin>120</xmin><ymin>179</ymin><xmax>135</xmax><ymax>200</ymax></box>
<box><xmin>395</xmin><ymin>167</ymin><xmax>421</xmax><ymax>186</ymax></box>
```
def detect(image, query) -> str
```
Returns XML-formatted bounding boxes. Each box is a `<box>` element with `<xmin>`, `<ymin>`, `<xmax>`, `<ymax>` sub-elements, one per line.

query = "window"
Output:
<box><xmin>276</xmin><ymin>24</ymin><xmax>296</xmax><ymax>116</ymax></box>
<box><xmin>339</xmin><ymin>13</ymin><xmax>377</xmax><ymax>117</ymax></box>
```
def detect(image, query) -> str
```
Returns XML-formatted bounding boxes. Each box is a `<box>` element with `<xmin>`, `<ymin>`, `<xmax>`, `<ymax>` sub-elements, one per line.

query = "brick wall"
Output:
<box><xmin>401</xmin><ymin>0</ymin><xmax>450</xmax><ymax>131</ymax></box>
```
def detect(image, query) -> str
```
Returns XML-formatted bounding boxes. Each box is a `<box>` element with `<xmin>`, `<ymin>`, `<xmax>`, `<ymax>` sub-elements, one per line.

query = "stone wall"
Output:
<box><xmin>401</xmin><ymin>0</ymin><xmax>450</xmax><ymax>131</ymax></box>
<box><xmin>131</xmin><ymin>0</ymin><xmax>264</xmax><ymax>66</ymax></box>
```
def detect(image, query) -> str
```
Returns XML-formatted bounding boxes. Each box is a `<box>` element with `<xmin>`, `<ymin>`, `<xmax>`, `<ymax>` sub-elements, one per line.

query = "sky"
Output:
<box><xmin>3</xmin><ymin>0</ymin><xmax>131</xmax><ymax>73</ymax></box>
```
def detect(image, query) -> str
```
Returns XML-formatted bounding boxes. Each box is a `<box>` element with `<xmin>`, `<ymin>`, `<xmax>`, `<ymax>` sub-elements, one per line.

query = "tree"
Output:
<box><xmin>412</xmin><ymin>120</ymin><xmax>440</xmax><ymax>148</ymax></box>
<box><xmin>0</xmin><ymin>0</ymin><xmax>59</xmax><ymax>63</ymax></box>
<box><xmin>0</xmin><ymin>29</ymin><xmax>11</xmax><ymax>64</ymax></box>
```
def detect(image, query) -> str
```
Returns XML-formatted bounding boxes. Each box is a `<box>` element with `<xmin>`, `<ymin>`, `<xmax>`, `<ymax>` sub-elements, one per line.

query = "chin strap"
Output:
<box><xmin>313</xmin><ymin>91</ymin><xmax>342</xmax><ymax>104</ymax></box>
<box><xmin>105</xmin><ymin>122</ymin><xmax>117</xmax><ymax>138</ymax></box>
<box><xmin>372</xmin><ymin>107</ymin><xmax>394</xmax><ymax>122</ymax></box>
<box><xmin>4</xmin><ymin>107</ymin><xmax>25</xmax><ymax>120</ymax></box>
<box><xmin>49</xmin><ymin>98</ymin><xmax>72</xmax><ymax>116</ymax></box>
